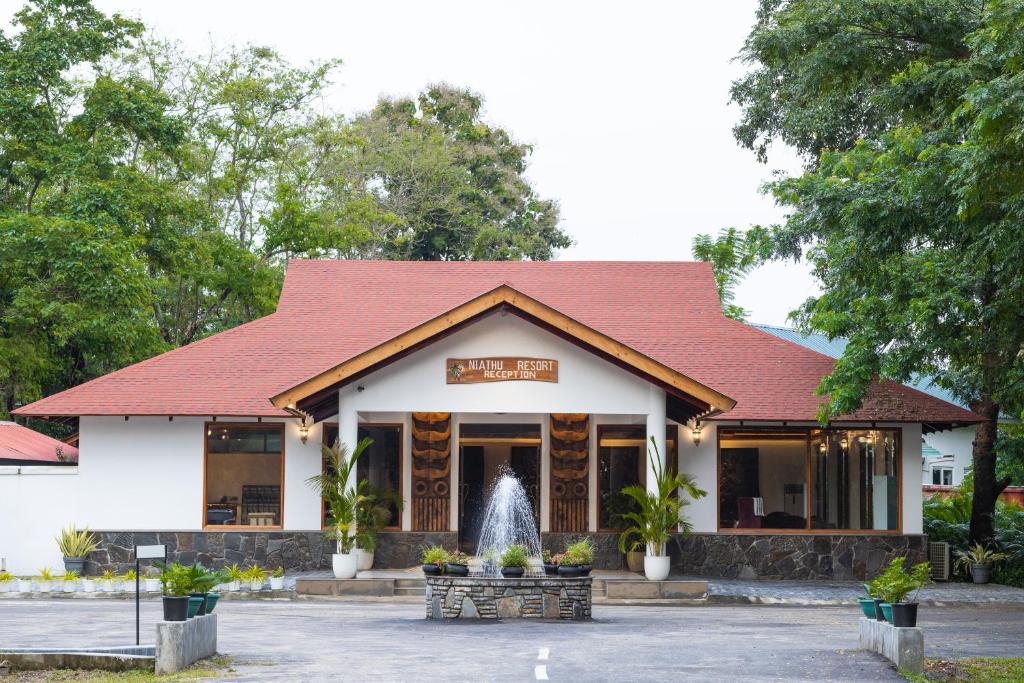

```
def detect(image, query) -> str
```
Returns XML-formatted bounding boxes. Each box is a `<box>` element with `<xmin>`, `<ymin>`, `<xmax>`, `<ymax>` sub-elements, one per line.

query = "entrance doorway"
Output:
<box><xmin>458</xmin><ymin>423</ymin><xmax>540</xmax><ymax>551</ymax></box>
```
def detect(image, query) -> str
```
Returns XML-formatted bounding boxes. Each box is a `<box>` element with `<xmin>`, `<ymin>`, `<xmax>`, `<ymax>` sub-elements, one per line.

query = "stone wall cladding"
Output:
<box><xmin>425</xmin><ymin>575</ymin><xmax>591</xmax><ymax>620</ymax></box>
<box><xmin>87</xmin><ymin>531</ymin><xmax>333</xmax><ymax>575</ymax></box>
<box><xmin>670</xmin><ymin>533</ymin><xmax>928</xmax><ymax>580</ymax></box>
<box><xmin>374</xmin><ymin>531</ymin><xmax>457</xmax><ymax>568</ymax></box>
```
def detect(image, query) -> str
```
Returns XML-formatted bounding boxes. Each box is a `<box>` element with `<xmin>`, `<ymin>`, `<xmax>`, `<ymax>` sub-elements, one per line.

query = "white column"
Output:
<box><xmin>338</xmin><ymin>387</ymin><xmax>359</xmax><ymax>492</ymax></box>
<box><xmin>646</xmin><ymin>386</ymin><xmax>667</xmax><ymax>494</ymax></box>
<box><xmin>401</xmin><ymin>412</ymin><xmax>413</xmax><ymax>531</ymax></box>
<box><xmin>540</xmin><ymin>414</ymin><xmax>551</xmax><ymax>532</ymax></box>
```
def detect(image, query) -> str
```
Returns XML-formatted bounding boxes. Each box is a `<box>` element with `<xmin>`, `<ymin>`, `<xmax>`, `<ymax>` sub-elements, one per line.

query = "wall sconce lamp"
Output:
<box><xmin>298</xmin><ymin>418</ymin><xmax>310</xmax><ymax>444</ymax></box>
<box><xmin>691</xmin><ymin>421</ymin><xmax>702</xmax><ymax>446</ymax></box>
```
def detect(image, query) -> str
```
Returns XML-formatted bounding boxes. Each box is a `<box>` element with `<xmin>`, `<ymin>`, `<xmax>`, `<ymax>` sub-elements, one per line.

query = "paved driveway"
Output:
<box><xmin>1</xmin><ymin>599</ymin><xmax>1022</xmax><ymax>681</ymax></box>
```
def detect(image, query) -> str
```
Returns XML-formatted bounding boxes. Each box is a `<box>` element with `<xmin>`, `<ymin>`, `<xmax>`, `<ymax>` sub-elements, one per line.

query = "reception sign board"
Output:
<box><xmin>447</xmin><ymin>357</ymin><xmax>558</xmax><ymax>384</ymax></box>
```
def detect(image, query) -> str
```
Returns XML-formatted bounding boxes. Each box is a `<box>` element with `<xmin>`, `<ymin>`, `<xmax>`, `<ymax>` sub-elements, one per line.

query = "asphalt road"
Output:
<box><xmin>1</xmin><ymin>599</ymin><xmax>1022</xmax><ymax>681</ymax></box>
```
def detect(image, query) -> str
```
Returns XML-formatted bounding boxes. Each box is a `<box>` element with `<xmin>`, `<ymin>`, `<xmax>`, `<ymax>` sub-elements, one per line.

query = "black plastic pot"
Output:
<box><xmin>445</xmin><ymin>563</ymin><xmax>469</xmax><ymax>577</ymax></box>
<box><xmin>422</xmin><ymin>564</ymin><xmax>442</xmax><ymax>576</ymax></box>
<box><xmin>873</xmin><ymin>598</ymin><xmax>886</xmax><ymax>621</ymax></box>
<box><xmin>558</xmin><ymin>565</ymin><xmax>584</xmax><ymax>577</ymax></box>
<box><xmin>162</xmin><ymin>595</ymin><xmax>189</xmax><ymax>622</ymax></box>
<box><xmin>971</xmin><ymin>564</ymin><xmax>992</xmax><ymax>584</ymax></box>
<box><xmin>890</xmin><ymin>602</ymin><xmax>918</xmax><ymax>627</ymax></box>
<box><xmin>189</xmin><ymin>592</ymin><xmax>209</xmax><ymax>616</ymax></box>
<box><xmin>501</xmin><ymin>566</ymin><xmax>525</xmax><ymax>578</ymax></box>
<box><xmin>543</xmin><ymin>563</ymin><xmax>558</xmax><ymax>576</ymax></box>
<box><xmin>579</xmin><ymin>564</ymin><xmax>593</xmax><ymax>577</ymax></box>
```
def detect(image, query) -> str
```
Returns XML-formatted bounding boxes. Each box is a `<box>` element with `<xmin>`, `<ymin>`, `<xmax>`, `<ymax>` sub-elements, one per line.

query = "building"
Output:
<box><xmin>755</xmin><ymin>324</ymin><xmax>982</xmax><ymax>488</ymax></box>
<box><xmin>2</xmin><ymin>261</ymin><xmax>981</xmax><ymax>579</ymax></box>
<box><xmin>0</xmin><ymin>421</ymin><xmax>78</xmax><ymax>466</ymax></box>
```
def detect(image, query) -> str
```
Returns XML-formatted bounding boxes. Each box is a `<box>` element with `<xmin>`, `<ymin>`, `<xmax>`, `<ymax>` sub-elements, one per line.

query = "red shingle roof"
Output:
<box><xmin>0</xmin><ymin>421</ymin><xmax>78</xmax><ymax>463</ymax></box>
<box><xmin>13</xmin><ymin>260</ymin><xmax>981</xmax><ymax>425</ymax></box>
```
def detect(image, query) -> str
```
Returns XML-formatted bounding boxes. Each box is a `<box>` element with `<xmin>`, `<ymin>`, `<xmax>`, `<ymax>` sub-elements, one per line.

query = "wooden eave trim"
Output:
<box><xmin>270</xmin><ymin>285</ymin><xmax>737</xmax><ymax>412</ymax></box>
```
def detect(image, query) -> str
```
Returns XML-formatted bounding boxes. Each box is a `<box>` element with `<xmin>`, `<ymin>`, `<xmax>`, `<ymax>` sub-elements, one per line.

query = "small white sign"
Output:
<box><xmin>135</xmin><ymin>544</ymin><xmax>166</xmax><ymax>560</ymax></box>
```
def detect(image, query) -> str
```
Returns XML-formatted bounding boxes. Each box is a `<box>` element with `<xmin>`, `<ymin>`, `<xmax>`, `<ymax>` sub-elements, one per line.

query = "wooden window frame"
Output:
<box><xmin>595</xmin><ymin>424</ymin><xmax>678</xmax><ymax>533</ymax></box>
<box><xmin>203</xmin><ymin>421</ymin><xmax>285</xmax><ymax>531</ymax></box>
<box><xmin>321</xmin><ymin>421</ymin><xmax>404</xmax><ymax>531</ymax></box>
<box><xmin>715</xmin><ymin>426</ymin><xmax>903</xmax><ymax>535</ymax></box>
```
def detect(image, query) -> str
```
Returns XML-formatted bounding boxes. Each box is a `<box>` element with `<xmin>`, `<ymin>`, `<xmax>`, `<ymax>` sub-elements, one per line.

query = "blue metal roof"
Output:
<box><xmin>922</xmin><ymin>443</ymin><xmax>945</xmax><ymax>458</ymax></box>
<box><xmin>753</xmin><ymin>324</ymin><xmax>967</xmax><ymax>410</ymax></box>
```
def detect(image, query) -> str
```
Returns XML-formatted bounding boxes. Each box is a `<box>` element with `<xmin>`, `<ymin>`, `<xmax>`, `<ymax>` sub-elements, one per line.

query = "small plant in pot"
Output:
<box><xmin>617</xmin><ymin>439</ymin><xmax>707</xmax><ymax>581</ymax></box>
<box><xmin>158</xmin><ymin>563</ymin><xmax>191</xmax><ymax>622</ymax></box>
<box><xmin>243</xmin><ymin>565</ymin><xmax>267</xmax><ymax>592</ymax></box>
<box><xmin>143</xmin><ymin>568</ymin><xmax>161</xmax><ymax>592</ymax></box>
<box><xmin>857</xmin><ymin>583</ymin><xmax>877</xmax><ymax>619</ymax></box>
<box><xmin>558</xmin><ymin>538</ymin><xmax>594</xmax><ymax>577</ymax></box>
<box><xmin>56</xmin><ymin>525</ymin><xmax>99</xmax><ymax>575</ymax></box>
<box><xmin>421</xmin><ymin>546</ymin><xmax>448</xmax><ymax>576</ymax></box>
<box><xmin>37</xmin><ymin>567</ymin><xmax>54</xmax><ymax>593</ymax></box>
<box><xmin>541</xmin><ymin>549</ymin><xmax>560</xmax><ymax>576</ymax></box>
<box><xmin>445</xmin><ymin>550</ymin><xmax>471</xmax><ymax>576</ymax></box>
<box><xmin>873</xmin><ymin>557</ymin><xmax>931</xmax><ymax>627</ymax></box>
<box><xmin>307</xmin><ymin>436</ymin><xmax>374</xmax><ymax>580</ymax></box>
<box><xmin>224</xmin><ymin>563</ymin><xmax>243</xmax><ymax>591</ymax></box>
<box><xmin>356</xmin><ymin>485</ymin><xmax>402</xmax><ymax>572</ymax></box>
<box><xmin>0</xmin><ymin>570</ymin><xmax>14</xmax><ymax>593</ymax></box>
<box><xmin>99</xmin><ymin>569</ymin><xmax>116</xmax><ymax>592</ymax></box>
<box><xmin>62</xmin><ymin>570</ymin><xmax>79</xmax><ymax>593</ymax></box>
<box><xmin>184</xmin><ymin>562</ymin><xmax>227</xmax><ymax>617</ymax></box>
<box><xmin>81</xmin><ymin>574</ymin><xmax>95</xmax><ymax>593</ymax></box>
<box><xmin>954</xmin><ymin>543</ymin><xmax>1007</xmax><ymax>585</ymax></box>
<box><xmin>500</xmin><ymin>544</ymin><xmax>530</xmax><ymax>577</ymax></box>
<box><xmin>270</xmin><ymin>566</ymin><xmax>285</xmax><ymax>590</ymax></box>
<box><xmin>120</xmin><ymin>569</ymin><xmax>137</xmax><ymax>593</ymax></box>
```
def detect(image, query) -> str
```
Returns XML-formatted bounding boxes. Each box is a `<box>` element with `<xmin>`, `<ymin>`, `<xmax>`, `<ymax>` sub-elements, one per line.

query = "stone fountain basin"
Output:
<box><xmin>425</xmin><ymin>575</ymin><xmax>592</xmax><ymax>620</ymax></box>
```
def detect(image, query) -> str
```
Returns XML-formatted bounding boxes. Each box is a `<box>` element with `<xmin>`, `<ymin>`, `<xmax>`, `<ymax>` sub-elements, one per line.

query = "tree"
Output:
<box><xmin>691</xmin><ymin>228</ymin><xmax>759</xmax><ymax>320</ymax></box>
<box><xmin>732</xmin><ymin>0</ymin><xmax>1024</xmax><ymax>544</ymax></box>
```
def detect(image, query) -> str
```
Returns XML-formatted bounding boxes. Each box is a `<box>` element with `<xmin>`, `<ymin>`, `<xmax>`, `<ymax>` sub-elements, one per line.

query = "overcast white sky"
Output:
<box><xmin>5</xmin><ymin>0</ymin><xmax>819</xmax><ymax>326</ymax></box>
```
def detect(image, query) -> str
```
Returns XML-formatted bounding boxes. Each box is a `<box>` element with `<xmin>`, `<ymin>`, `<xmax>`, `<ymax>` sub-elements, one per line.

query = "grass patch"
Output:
<box><xmin>906</xmin><ymin>657</ymin><xmax>1024</xmax><ymax>682</ymax></box>
<box><xmin>6</xmin><ymin>655</ymin><xmax>233</xmax><ymax>682</ymax></box>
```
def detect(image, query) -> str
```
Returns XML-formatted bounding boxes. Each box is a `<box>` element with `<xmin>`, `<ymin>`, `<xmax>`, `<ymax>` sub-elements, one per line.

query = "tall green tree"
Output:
<box><xmin>691</xmin><ymin>227</ymin><xmax>759</xmax><ymax>321</ymax></box>
<box><xmin>732</xmin><ymin>0</ymin><xmax>1024</xmax><ymax>544</ymax></box>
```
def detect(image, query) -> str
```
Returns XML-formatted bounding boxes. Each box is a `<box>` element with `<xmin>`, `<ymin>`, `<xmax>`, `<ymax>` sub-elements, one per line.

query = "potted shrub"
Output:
<box><xmin>873</xmin><ymin>557</ymin><xmax>931</xmax><ymax>627</ymax></box>
<box><xmin>857</xmin><ymin>583</ymin><xmax>876</xmax><ymax>619</ymax></box>
<box><xmin>224</xmin><ymin>563</ymin><xmax>243</xmax><ymax>592</ymax></box>
<box><xmin>356</xmin><ymin>486</ymin><xmax>401</xmax><ymax>571</ymax></box>
<box><xmin>243</xmin><ymin>565</ymin><xmax>267</xmax><ymax>591</ymax></box>
<box><xmin>270</xmin><ymin>566</ymin><xmax>285</xmax><ymax>590</ymax></box>
<box><xmin>99</xmin><ymin>569</ymin><xmax>116</xmax><ymax>592</ymax></box>
<box><xmin>541</xmin><ymin>549</ymin><xmax>559</xmax><ymax>576</ymax></box>
<box><xmin>445</xmin><ymin>550</ymin><xmax>471</xmax><ymax>576</ymax></box>
<box><xmin>558</xmin><ymin>538</ymin><xmax>594</xmax><ymax>577</ymax></box>
<box><xmin>56</xmin><ymin>525</ymin><xmax>100</xmax><ymax>575</ymax></box>
<box><xmin>18</xmin><ymin>576</ymin><xmax>33</xmax><ymax>594</ymax></box>
<box><xmin>500</xmin><ymin>544</ymin><xmax>529</xmax><ymax>577</ymax></box>
<box><xmin>62</xmin><ymin>570</ymin><xmax>79</xmax><ymax>593</ymax></box>
<box><xmin>37</xmin><ymin>567</ymin><xmax>54</xmax><ymax>593</ymax></box>
<box><xmin>954</xmin><ymin>543</ymin><xmax>1007</xmax><ymax>585</ymax></box>
<box><xmin>158</xmin><ymin>563</ymin><xmax>191</xmax><ymax>622</ymax></box>
<box><xmin>81</xmin><ymin>574</ymin><xmax>95</xmax><ymax>593</ymax></box>
<box><xmin>186</xmin><ymin>563</ymin><xmax>227</xmax><ymax>616</ymax></box>
<box><xmin>617</xmin><ymin>439</ymin><xmax>706</xmax><ymax>581</ymax></box>
<box><xmin>143</xmin><ymin>568</ymin><xmax>161</xmax><ymax>592</ymax></box>
<box><xmin>120</xmin><ymin>569</ymin><xmax>137</xmax><ymax>593</ymax></box>
<box><xmin>0</xmin><ymin>570</ymin><xmax>13</xmax><ymax>593</ymax></box>
<box><xmin>307</xmin><ymin>437</ymin><xmax>373</xmax><ymax>579</ymax></box>
<box><xmin>421</xmin><ymin>546</ymin><xmax>448</xmax><ymax>576</ymax></box>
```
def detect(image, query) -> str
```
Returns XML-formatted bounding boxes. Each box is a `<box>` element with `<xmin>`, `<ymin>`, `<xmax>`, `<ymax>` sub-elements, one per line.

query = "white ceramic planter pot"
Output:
<box><xmin>227</xmin><ymin>580</ymin><xmax>241</xmax><ymax>592</ymax></box>
<box><xmin>333</xmin><ymin>552</ymin><xmax>358</xmax><ymax>579</ymax></box>
<box><xmin>19</xmin><ymin>579</ymin><xmax>33</xmax><ymax>593</ymax></box>
<box><xmin>100</xmin><ymin>580</ymin><xmax>113</xmax><ymax>592</ymax></box>
<box><xmin>249</xmin><ymin>579</ymin><xmax>264</xmax><ymax>591</ymax></box>
<box><xmin>356</xmin><ymin>548</ymin><xmax>374</xmax><ymax>572</ymax></box>
<box><xmin>121</xmin><ymin>581</ymin><xmax>135</xmax><ymax>593</ymax></box>
<box><xmin>644</xmin><ymin>555</ymin><xmax>671</xmax><ymax>581</ymax></box>
<box><xmin>0</xmin><ymin>582</ymin><xmax>8</xmax><ymax>593</ymax></box>
<box><xmin>38</xmin><ymin>581</ymin><xmax>51</xmax><ymax>593</ymax></box>
<box><xmin>82</xmin><ymin>579</ymin><xmax>95</xmax><ymax>593</ymax></box>
<box><xmin>63</xmin><ymin>581</ymin><xmax>77</xmax><ymax>593</ymax></box>
<box><xmin>269</xmin><ymin>577</ymin><xmax>284</xmax><ymax>590</ymax></box>
<box><xmin>144</xmin><ymin>578</ymin><xmax>161</xmax><ymax>592</ymax></box>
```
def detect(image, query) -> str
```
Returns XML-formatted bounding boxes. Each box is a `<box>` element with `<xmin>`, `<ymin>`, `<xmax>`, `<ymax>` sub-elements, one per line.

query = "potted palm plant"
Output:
<box><xmin>617</xmin><ymin>438</ymin><xmax>706</xmax><ymax>581</ymax></box>
<box><xmin>243</xmin><ymin>565</ymin><xmax>267</xmax><ymax>591</ymax></box>
<box><xmin>307</xmin><ymin>436</ymin><xmax>374</xmax><ymax>579</ymax></box>
<box><xmin>421</xmin><ymin>546</ymin><xmax>448</xmax><ymax>576</ymax></box>
<box><xmin>955</xmin><ymin>543</ymin><xmax>1007</xmax><ymax>584</ymax></box>
<box><xmin>873</xmin><ymin>557</ymin><xmax>931</xmax><ymax>627</ymax></box>
<box><xmin>158</xmin><ymin>563</ymin><xmax>191</xmax><ymax>622</ymax></box>
<box><xmin>223</xmin><ymin>563</ymin><xmax>243</xmax><ymax>591</ymax></box>
<box><xmin>62</xmin><ymin>570</ymin><xmax>79</xmax><ymax>593</ymax></box>
<box><xmin>56</xmin><ymin>525</ymin><xmax>100</xmax><ymax>575</ymax></box>
<box><xmin>500</xmin><ymin>544</ymin><xmax>529</xmax><ymax>577</ymax></box>
<box><xmin>37</xmin><ymin>567</ymin><xmax>54</xmax><ymax>593</ymax></box>
<box><xmin>99</xmin><ymin>569</ymin><xmax>116</xmax><ymax>592</ymax></box>
<box><xmin>270</xmin><ymin>566</ymin><xmax>285</xmax><ymax>590</ymax></box>
<box><xmin>356</xmin><ymin>486</ymin><xmax>401</xmax><ymax>571</ymax></box>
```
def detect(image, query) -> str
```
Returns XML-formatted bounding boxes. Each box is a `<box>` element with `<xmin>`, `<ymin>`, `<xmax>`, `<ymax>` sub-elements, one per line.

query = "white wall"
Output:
<box><xmin>922</xmin><ymin>426</ymin><xmax>975</xmax><ymax>486</ymax></box>
<box><xmin>0</xmin><ymin>415</ymin><xmax>325</xmax><ymax>575</ymax></box>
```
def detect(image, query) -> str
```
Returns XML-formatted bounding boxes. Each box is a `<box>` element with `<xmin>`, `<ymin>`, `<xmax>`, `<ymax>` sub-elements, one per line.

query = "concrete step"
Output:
<box><xmin>295</xmin><ymin>578</ymin><xmax>394</xmax><ymax>597</ymax></box>
<box><xmin>394</xmin><ymin>587</ymin><xmax>425</xmax><ymax>596</ymax></box>
<box><xmin>602</xmin><ymin>579</ymin><xmax>707</xmax><ymax>600</ymax></box>
<box><xmin>394</xmin><ymin>578</ymin><xmax>426</xmax><ymax>589</ymax></box>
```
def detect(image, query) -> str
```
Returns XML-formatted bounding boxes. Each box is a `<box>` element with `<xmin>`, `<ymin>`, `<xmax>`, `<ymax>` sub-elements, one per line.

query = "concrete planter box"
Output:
<box><xmin>155</xmin><ymin>613</ymin><xmax>217</xmax><ymax>675</ymax></box>
<box><xmin>858</xmin><ymin>617</ymin><xmax>923</xmax><ymax>674</ymax></box>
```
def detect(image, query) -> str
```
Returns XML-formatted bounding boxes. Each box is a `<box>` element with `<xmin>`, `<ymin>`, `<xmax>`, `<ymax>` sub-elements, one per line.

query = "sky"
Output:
<box><xmin>4</xmin><ymin>0</ymin><xmax>819</xmax><ymax>326</ymax></box>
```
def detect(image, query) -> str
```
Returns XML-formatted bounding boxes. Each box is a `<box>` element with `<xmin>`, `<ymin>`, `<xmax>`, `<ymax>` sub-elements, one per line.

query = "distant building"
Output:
<box><xmin>0</xmin><ymin>421</ymin><xmax>78</xmax><ymax>466</ymax></box>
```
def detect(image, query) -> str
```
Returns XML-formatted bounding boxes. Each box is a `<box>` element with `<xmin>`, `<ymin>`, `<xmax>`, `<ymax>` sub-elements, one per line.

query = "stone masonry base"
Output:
<box><xmin>426</xmin><ymin>576</ymin><xmax>592</xmax><ymax>620</ymax></box>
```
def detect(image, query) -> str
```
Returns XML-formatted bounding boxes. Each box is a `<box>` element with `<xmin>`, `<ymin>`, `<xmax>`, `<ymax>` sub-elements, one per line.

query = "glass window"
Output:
<box><xmin>932</xmin><ymin>467</ymin><xmax>953</xmax><ymax>486</ymax></box>
<box><xmin>598</xmin><ymin>425</ymin><xmax>676</xmax><ymax>531</ymax></box>
<box><xmin>719</xmin><ymin>430</ymin><xmax>808</xmax><ymax>530</ymax></box>
<box><xmin>811</xmin><ymin>430</ymin><xmax>899</xmax><ymax>530</ymax></box>
<box><xmin>205</xmin><ymin>424</ymin><xmax>282</xmax><ymax>527</ymax></box>
<box><xmin>323</xmin><ymin>423</ymin><xmax>402</xmax><ymax>529</ymax></box>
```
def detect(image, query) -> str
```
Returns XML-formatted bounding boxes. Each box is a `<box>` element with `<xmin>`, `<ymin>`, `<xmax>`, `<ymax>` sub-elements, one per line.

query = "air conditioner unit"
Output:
<box><xmin>929</xmin><ymin>542</ymin><xmax>950</xmax><ymax>581</ymax></box>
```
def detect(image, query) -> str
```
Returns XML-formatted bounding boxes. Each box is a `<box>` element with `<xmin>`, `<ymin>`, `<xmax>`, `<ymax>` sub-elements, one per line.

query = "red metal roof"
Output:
<box><xmin>0</xmin><ymin>421</ymin><xmax>79</xmax><ymax>463</ymax></box>
<box><xmin>13</xmin><ymin>260</ymin><xmax>982</xmax><ymax>425</ymax></box>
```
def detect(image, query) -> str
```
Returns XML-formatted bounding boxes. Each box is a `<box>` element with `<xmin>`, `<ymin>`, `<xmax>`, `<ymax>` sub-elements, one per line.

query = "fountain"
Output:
<box><xmin>424</xmin><ymin>470</ymin><xmax>592</xmax><ymax>621</ymax></box>
<box><xmin>476</xmin><ymin>471</ymin><xmax>541</xmax><ymax>575</ymax></box>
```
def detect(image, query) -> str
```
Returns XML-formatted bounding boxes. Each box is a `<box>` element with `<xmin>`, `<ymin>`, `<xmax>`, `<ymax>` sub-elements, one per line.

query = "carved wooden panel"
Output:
<box><xmin>411</xmin><ymin>412</ymin><xmax>451</xmax><ymax>531</ymax></box>
<box><xmin>550</xmin><ymin>413</ymin><xmax>589</xmax><ymax>532</ymax></box>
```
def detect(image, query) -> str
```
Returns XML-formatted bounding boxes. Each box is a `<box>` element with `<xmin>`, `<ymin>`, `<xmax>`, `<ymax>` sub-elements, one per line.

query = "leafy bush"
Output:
<box><xmin>868</xmin><ymin>558</ymin><xmax>931</xmax><ymax>604</ymax></box>
<box><xmin>562</xmin><ymin>538</ymin><xmax>594</xmax><ymax>566</ymax></box>
<box><xmin>225</xmin><ymin>563</ymin><xmax>244</xmax><ymax>582</ymax></box>
<box><xmin>446</xmin><ymin>550</ymin><xmax>470</xmax><ymax>565</ymax></box>
<box><xmin>500</xmin><ymin>544</ymin><xmax>529</xmax><ymax>569</ymax></box>
<box><xmin>242</xmin><ymin>565</ymin><xmax>267</xmax><ymax>583</ymax></box>
<box><xmin>954</xmin><ymin>543</ymin><xmax>1008</xmax><ymax>572</ymax></box>
<box><xmin>421</xmin><ymin>546</ymin><xmax>448</xmax><ymax>566</ymax></box>
<box><xmin>273</xmin><ymin>566</ymin><xmax>285</xmax><ymax>578</ymax></box>
<box><xmin>63</xmin><ymin>570</ymin><xmax>79</xmax><ymax>582</ymax></box>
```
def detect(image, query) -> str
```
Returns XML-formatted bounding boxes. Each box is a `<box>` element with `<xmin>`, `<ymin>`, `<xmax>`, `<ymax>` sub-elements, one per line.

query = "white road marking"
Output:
<box><xmin>538</xmin><ymin>647</ymin><xmax>549</xmax><ymax>661</ymax></box>
<box><xmin>534</xmin><ymin>664</ymin><xmax>549</xmax><ymax>680</ymax></box>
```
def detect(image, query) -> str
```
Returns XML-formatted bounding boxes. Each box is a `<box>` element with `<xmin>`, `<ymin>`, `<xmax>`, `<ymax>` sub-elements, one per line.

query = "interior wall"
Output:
<box><xmin>205</xmin><ymin>452</ymin><xmax>281</xmax><ymax>503</ymax></box>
